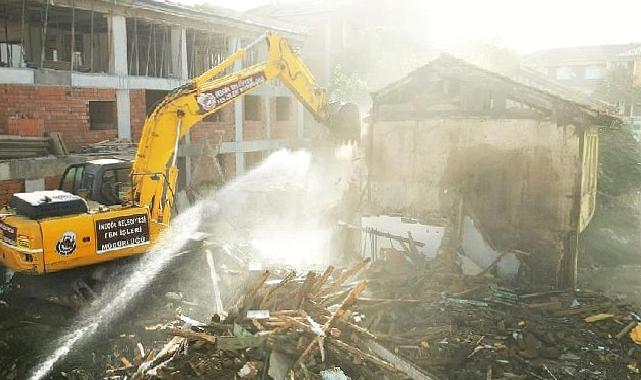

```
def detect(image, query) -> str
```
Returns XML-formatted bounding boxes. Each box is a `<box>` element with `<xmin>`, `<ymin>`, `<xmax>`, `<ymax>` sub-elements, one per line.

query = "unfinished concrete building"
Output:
<box><xmin>0</xmin><ymin>0</ymin><xmax>308</xmax><ymax>204</ymax></box>
<box><xmin>367</xmin><ymin>54</ymin><xmax>619</xmax><ymax>287</ymax></box>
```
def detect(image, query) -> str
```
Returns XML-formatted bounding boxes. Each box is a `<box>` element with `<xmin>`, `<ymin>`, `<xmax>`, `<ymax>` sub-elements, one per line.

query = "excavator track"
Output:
<box><xmin>5</xmin><ymin>258</ymin><xmax>137</xmax><ymax>309</ymax></box>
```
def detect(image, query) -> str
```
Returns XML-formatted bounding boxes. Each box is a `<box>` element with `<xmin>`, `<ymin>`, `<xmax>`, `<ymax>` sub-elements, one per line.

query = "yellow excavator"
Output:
<box><xmin>0</xmin><ymin>32</ymin><xmax>359</xmax><ymax>275</ymax></box>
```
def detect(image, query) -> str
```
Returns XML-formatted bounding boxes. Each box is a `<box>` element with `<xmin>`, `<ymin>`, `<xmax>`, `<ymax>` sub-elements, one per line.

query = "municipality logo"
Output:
<box><xmin>56</xmin><ymin>231</ymin><xmax>77</xmax><ymax>256</ymax></box>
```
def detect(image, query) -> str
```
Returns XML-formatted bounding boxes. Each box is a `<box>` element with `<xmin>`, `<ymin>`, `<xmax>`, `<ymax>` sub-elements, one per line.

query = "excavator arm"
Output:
<box><xmin>131</xmin><ymin>32</ymin><xmax>359</xmax><ymax>224</ymax></box>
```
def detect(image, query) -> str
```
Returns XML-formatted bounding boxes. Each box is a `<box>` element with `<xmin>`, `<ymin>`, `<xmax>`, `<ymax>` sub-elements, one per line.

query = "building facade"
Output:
<box><xmin>0</xmin><ymin>0</ymin><xmax>309</xmax><ymax>204</ymax></box>
<box><xmin>524</xmin><ymin>44</ymin><xmax>641</xmax><ymax>129</ymax></box>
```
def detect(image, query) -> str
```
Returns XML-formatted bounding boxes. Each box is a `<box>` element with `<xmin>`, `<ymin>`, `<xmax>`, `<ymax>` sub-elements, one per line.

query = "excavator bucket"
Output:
<box><xmin>326</xmin><ymin>102</ymin><xmax>362</xmax><ymax>142</ymax></box>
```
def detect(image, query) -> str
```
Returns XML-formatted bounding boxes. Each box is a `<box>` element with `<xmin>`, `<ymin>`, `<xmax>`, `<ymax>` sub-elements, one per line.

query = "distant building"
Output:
<box><xmin>249</xmin><ymin>0</ymin><xmax>432</xmax><ymax>88</ymax></box>
<box><xmin>524</xmin><ymin>44</ymin><xmax>641</xmax><ymax>93</ymax></box>
<box><xmin>524</xmin><ymin>44</ymin><xmax>641</xmax><ymax>130</ymax></box>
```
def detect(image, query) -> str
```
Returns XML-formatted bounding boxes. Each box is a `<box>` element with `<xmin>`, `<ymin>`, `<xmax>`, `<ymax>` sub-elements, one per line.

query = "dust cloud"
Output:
<box><xmin>201</xmin><ymin>146</ymin><xmax>356</xmax><ymax>268</ymax></box>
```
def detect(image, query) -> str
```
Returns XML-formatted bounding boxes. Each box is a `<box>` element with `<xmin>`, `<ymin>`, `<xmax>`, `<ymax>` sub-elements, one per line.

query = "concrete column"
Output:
<box><xmin>109</xmin><ymin>15</ymin><xmax>128</xmax><ymax>76</ymax></box>
<box><xmin>297</xmin><ymin>102</ymin><xmax>305</xmax><ymax>139</ymax></box>
<box><xmin>29</xmin><ymin>25</ymin><xmax>41</xmax><ymax>66</ymax></box>
<box><xmin>116</xmin><ymin>89</ymin><xmax>131</xmax><ymax>140</ymax></box>
<box><xmin>109</xmin><ymin>15</ymin><xmax>131</xmax><ymax>140</ymax></box>
<box><xmin>323</xmin><ymin>16</ymin><xmax>332</xmax><ymax>85</ymax></box>
<box><xmin>230</xmin><ymin>37</ymin><xmax>245</xmax><ymax>176</ymax></box>
<box><xmin>171</xmin><ymin>27</ymin><xmax>188</xmax><ymax>80</ymax></box>
<box><xmin>24</xmin><ymin>178</ymin><xmax>44</xmax><ymax>192</ymax></box>
<box><xmin>172</xmin><ymin>27</ymin><xmax>190</xmax><ymax>185</ymax></box>
<box><xmin>264</xmin><ymin>96</ymin><xmax>272</xmax><ymax>139</ymax></box>
<box><xmin>234</xmin><ymin>100</ymin><xmax>245</xmax><ymax>175</ymax></box>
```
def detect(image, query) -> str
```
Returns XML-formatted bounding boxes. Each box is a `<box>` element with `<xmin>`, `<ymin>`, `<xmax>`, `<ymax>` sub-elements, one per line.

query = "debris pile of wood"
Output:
<box><xmin>104</xmin><ymin>260</ymin><xmax>429</xmax><ymax>380</ymax></box>
<box><xmin>358</xmin><ymin>249</ymin><xmax>641</xmax><ymax>379</ymax></box>
<box><xmin>0</xmin><ymin>135</ymin><xmax>51</xmax><ymax>159</ymax></box>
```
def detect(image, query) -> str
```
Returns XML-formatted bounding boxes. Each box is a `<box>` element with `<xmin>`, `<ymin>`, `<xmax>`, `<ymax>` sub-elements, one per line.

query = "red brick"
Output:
<box><xmin>0</xmin><ymin>179</ymin><xmax>24</xmax><ymax>207</ymax></box>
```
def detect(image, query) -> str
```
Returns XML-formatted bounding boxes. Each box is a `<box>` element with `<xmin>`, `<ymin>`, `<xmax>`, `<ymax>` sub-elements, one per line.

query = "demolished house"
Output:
<box><xmin>366</xmin><ymin>54</ymin><xmax>620</xmax><ymax>288</ymax></box>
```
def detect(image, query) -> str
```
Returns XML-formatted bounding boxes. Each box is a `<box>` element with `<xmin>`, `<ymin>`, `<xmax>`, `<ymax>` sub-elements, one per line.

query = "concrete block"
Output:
<box><xmin>0</xmin><ymin>163</ymin><xmax>10</xmax><ymax>180</ymax></box>
<box><xmin>0</xmin><ymin>67</ymin><xmax>34</xmax><ymax>85</ymax></box>
<box><xmin>7</xmin><ymin>155</ymin><xmax>87</xmax><ymax>180</ymax></box>
<box><xmin>24</xmin><ymin>178</ymin><xmax>45</xmax><ymax>192</ymax></box>
<box><xmin>116</xmin><ymin>89</ymin><xmax>131</xmax><ymax>140</ymax></box>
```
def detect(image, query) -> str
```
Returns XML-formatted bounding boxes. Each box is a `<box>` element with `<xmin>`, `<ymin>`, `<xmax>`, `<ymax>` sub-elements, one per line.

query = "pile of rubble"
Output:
<box><xmin>104</xmin><ymin>259</ymin><xmax>413</xmax><ymax>380</ymax></box>
<box><xmin>94</xmin><ymin>249</ymin><xmax>641</xmax><ymax>380</ymax></box>
<box><xmin>360</xmin><ymin>249</ymin><xmax>641</xmax><ymax>379</ymax></box>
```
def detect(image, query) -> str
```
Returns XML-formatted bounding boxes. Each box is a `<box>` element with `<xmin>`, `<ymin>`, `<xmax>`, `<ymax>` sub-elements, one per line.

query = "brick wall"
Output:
<box><xmin>0</xmin><ymin>175</ymin><xmax>63</xmax><ymax>208</ymax></box>
<box><xmin>270</xmin><ymin>97</ymin><xmax>297</xmax><ymax>139</ymax></box>
<box><xmin>0</xmin><ymin>179</ymin><xmax>24</xmax><ymax>208</ymax></box>
<box><xmin>0</xmin><ymin>85</ymin><xmax>147</xmax><ymax>151</ymax></box>
<box><xmin>130</xmin><ymin>89</ymin><xmax>147</xmax><ymax>142</ymax></box>
<box><xmin>45</xmin><ymin>176</ymin><xmax>62</xmax><ymax>190</ymax></box>
<box><xmin>189</xmin><ymin>105</ymin><xmax>236</xmax><ymax>182</ymax></box>
<box><xmin>0</xmin><ymin>86</ymin><xmax>300</xmax><ymax>207</ymax></box>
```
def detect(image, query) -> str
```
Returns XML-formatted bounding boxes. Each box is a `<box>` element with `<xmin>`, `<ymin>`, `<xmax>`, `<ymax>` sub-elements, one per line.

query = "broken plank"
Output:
<box><xmin>329</xmin><ymin>338</ymin><xmax>399</xmax><ymax>373</ymax></box>
<box><xmin>320</xmin><ymin>259</ymin><xmax>370</xmax><ymax>297</ymax></box>
<box><xmin>168</xmin><ymin>328</ymin><xmax>217</xmax><ymax>345</ymax></box>
<box><xmin>217</xmin><ymin>335</ymin><xmax>267</xmax><ymax>350</ymax></box>
<box><xmin>364</xmin><ymin>339</ymin><xmax>442</xmax><ymax>380</ymax></box>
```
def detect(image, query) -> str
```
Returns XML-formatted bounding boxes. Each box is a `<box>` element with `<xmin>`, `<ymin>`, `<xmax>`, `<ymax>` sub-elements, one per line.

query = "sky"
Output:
<box><xmin>193</xmin><ymin>0</ymin><xmax>641</xmax><ymax>54</ymax></box>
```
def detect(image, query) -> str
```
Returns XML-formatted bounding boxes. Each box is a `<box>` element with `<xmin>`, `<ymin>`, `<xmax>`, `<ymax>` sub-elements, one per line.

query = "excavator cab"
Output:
<box><xmin>59</xmin><ymin>159</ymin><xmax>133</xmax><ymax>207</ymax></box>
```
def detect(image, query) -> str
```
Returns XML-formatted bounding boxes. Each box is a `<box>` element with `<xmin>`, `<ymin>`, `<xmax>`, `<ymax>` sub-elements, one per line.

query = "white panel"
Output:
<box><xmin>24</xmin><ymin>178</ymin><xmax>45</xmax><ymax>192</ymax></box>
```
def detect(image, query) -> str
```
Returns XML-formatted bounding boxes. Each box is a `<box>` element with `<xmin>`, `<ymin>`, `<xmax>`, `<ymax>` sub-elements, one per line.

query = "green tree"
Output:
<box><xmin>328</xmin><ymin>64</ymin><xmax>369</xmax><ymax>107</ymax></box>
<box><xmin>596</xmin><ymin>64</ymin><xmax>641</xmax><ymax>109</ymax></box>
<box><xmin>583</xmin><ymin>67</ymin><xmax>641</xmax><ymax>266</ymax></box>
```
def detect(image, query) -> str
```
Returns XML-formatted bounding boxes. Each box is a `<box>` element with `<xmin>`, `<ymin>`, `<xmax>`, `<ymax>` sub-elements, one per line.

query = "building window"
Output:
<box><xmin>555</xmin><ymin>66</ymin><xmax>575</xmax><ymax>80</ymax></box>
<box><xmin>204</xmin><ymin>109</ymin><xmax>225</xmax><ymax>123</ymax></box>
<box><xmin>145</xmin><ymin>90</ymin><xmax>170</xmax><ymax>116</ymax></box>
<box><xmin>0</xmin><ymin>43</ymin><xmax>23</xmax><ymax>68</ymax></box>
<box><xmin>276</xmin><ymin>97</ymin><xmax>292</xmax><ymax>121</ymax></box>
<box><xmin>584</xmin><ymin>65</ymin><xmax>603</xmax><ymax>80</ymax></box>
<box><xmin>88</xmin><ymin>101</ymin><xmax>116</xmax><ymax>130</ymax></box>
<box><xmin>244</xmin><ymin>96</ymin><xmax>261</xmax><ymax>121</ymax></box>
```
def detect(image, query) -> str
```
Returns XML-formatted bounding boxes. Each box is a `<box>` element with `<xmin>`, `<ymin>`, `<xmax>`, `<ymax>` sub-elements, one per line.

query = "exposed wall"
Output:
<box><xmin>0</xmin><ymin>83</ymin><xmax>301</xmax><ymax>205</ymax></box>
<box><xmin>0</xmin><ymin>84</ymin><xmax>147</xmax><ymax>151</ymax></box>
<box><xmin>129</xmin><ymin>89</ymin><xmax>147</xmax><ymax>142</ymax></box>
<box><xmin>0</xmin><ymin>180</ymin><xmax>24</xmax><ymax>208</ymax></box>
<box><xmin>368</xmin><ymin>118</ymin><xmax>591</xmax><ymax>283</ymax></box>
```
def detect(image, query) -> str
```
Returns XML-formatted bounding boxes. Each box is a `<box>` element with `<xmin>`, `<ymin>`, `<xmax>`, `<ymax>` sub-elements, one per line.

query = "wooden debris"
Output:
<box><xmin>616</xmin><ymin>321</ymin><xmax>638</xmax><ymax>339</ymax></box>
<box><xmin>107</xmin><ymin>266</ymin><xmax>400</xmax><ymax>380</ymax></box>
<box><xmin>47</xmin><ymin>131</ymin><xmax>69</xmax><ymax>156</ymax></box>
<box><xmin>320</xmin><ymin>258</ymin><xmax>370</xmax><ymax>297</ymax></box>
<box><xmin>169</xmin><ymin>328</ymin><xmax>217</xmax><ymax>345</ymax></box>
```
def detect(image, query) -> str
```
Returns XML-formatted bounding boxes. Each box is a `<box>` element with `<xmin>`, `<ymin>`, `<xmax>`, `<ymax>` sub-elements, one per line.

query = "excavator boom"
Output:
<box><xmin>132</xmin><ymin>32</ymin><xmax>359</xmax><ymax>224</ymax></box>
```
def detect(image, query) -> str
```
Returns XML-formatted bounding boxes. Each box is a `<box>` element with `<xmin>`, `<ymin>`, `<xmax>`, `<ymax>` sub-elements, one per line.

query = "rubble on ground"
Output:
<box><xmin>102</xmin><ymin>259</ymin><xmax>415</xmax><ymax>380</ymax></box>
<box><xmin>91</xmin><ymin>246</ymin><xmax>641</xmax><ymax>380</ymax></box>
<box><xmin>5</xmin><ymin>230</ymin><xmax>641</xmax><ymax>380</ymax></box>
<box><xmin>360</xmin><ymin>249</ymin><xmax>641</xmax><ymax>380</ymax></box>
